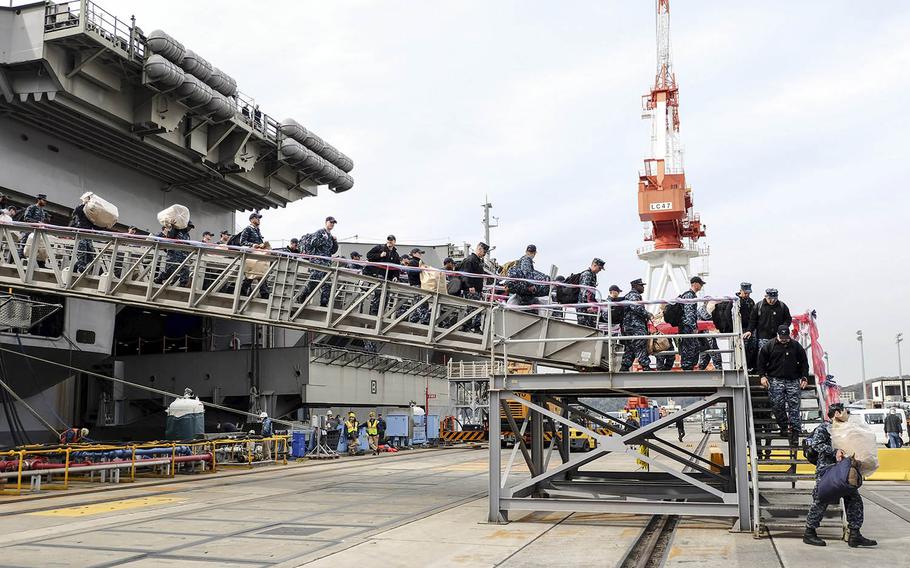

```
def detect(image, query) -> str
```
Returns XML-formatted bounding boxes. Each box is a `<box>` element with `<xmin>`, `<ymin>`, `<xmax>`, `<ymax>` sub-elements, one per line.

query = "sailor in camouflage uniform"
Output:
<box><xmin>22</xmin><ymin>194</ymin><xmax>50</xmax><ymax>225</ymax></box>
<box><xmin>19</xmin><ymin>194</ymin><xmax>51</xmax><ymax>265</ymax></box>
<box><xmin>757</xmin><ymin>324</ymin><xmax>808</xmax><ymax>446</ymax></box>
<box><xmin>297</xmin><ymin>216</ymin><xmax>339</xmax><ymax>307</ymax></box>
<box><xmin>620</xmin><ymin>279</ymin><xmax>652</xmax><ymax>372</ymax></box>
<box><xmin>803</xmin><ymin>403</ymin><xmax>876</xmax><ymax>548</ymax></box>
<box><xmin>239</xmin><ymin>212</ymin><xmax>271</xmax><ymax>298</ymax></box>
<box><xmin>507</xmin><ymin>245</ymin><xmax>539</xmax><ymax>308</ymax></box>
<box><xmin>576</xmin><ymin>258</ymin><xmax>604</xmax><ymax>328</ymax></box>
<box><xmin>154</xmin><ymin>221</ymin><xmax>193</xmax><ymax>287</ymax></box>
<box><xmin>696</xmin><ymin>301</ymin><xmax>723</xmax><ymax>370</ymax></box>
<box><xmin>677</xmin><ymin>276</ymin><xmax>705</xmax><ymax>370</ymax></box>
<box><xmin>69</xmin><ymin>200</ymin><xmax>100</xmax><ymax>273</ymax></box>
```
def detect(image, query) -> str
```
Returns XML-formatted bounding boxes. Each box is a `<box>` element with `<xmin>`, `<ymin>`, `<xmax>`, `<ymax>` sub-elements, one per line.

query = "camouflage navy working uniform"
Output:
<box><xmin>155</xmin><ymin>225</ymin><xmax>191</xmax><ymax>286</ymax></box>
<box><xmin>697</xmin><ymin>334</ymin><xmax>723</xmax><ymax>370</ymax></box>
<box><xmin>22</xmin><ymin>204</ymin><xmax>49</xmax><ymax>224</ymax></box>
<box><xmin>756</xmin><ymin>335</ymin><xmax>808</xmax><ymax>437</ymax></box>
<box><xmin>620</xmin><ymin>290</ymin><xmax>651</xmax><ymax>371</ymax></box>
<box><xmin>576</xmin><ymin>268</ymin><xmax>598</xmax><ymax>328</ymax></box>
<box><xmin>19</xmin><ymin>202</ymin><xmax>51</xmax><ymax>264</ymax></box>
<box><xmin>239</xmin><ymin>224</ymin><xmax>270</xmax><ymax>298</ymax></box>
<box><xmin>678</xmin><ymin>290</ymin><xmax>700</xmax><ymax>369</ymax></box>
<box><xmin>804</xmin><ymin>422</ymin><xmax>864</xmax><ymax>530</ymax></box>
<box><xmin>511</xmin><ymin>254</ymin><xmax>538</xmax><ymax>305</ymax></box>
<box><xmin>299</xmin><ymin>228</ymin><xmax>338</xmax><ymax>307</ymax></box>
<box><xmin>69</xmin><ymin>203</ymin><xmax>99</xmax><ymax>273</ymax></box>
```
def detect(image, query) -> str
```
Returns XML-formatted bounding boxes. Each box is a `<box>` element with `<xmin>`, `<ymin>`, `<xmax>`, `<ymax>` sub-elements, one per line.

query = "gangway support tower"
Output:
<box><xmin>487</xmin><ymin>299</ymin><xmax>757</xmax><ymax>532</ymax></box>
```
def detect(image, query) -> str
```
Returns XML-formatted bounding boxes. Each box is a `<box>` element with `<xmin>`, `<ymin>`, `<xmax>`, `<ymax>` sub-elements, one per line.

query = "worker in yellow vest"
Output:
<box><xmin>366</xmin><ymin>412</ymin><xmax>380</xmax><ymax>455</ymax></box>
<box><xmin>345</xmin><ymin>412</ymin><xmax>360</xmax><ymax>455</ymax></box>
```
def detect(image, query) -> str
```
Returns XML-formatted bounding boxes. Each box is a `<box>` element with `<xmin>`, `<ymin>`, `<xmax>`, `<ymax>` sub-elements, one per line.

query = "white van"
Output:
<box><xmin>848</xmin><ymin>408</ymin><xmax>907</xmax><ymax>446</ymax></box>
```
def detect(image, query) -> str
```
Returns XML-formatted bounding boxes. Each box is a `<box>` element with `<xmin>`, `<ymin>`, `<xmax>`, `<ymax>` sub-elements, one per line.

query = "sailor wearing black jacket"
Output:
<box><xmin>757</xmin><ymin>325</ymin><xmax>808</xmax><ymax>444</ymax></box>
<box><xmin>405</xmin><ymin>248</ymin><xmax>425</xmax><ymax>287</ymax></box>
<box><xmin>737</xmin><ymin>283</ymin><xmax>757</xmax><ymax>371</ymax></box>
<box><xmin>456</xmin><ymin>242</ymin><xmax>489</xmax><ymax>333</ymax></box>
<box><xmin>745</xmin><ymin>288</ymin><xmax>791</xmax><ymax>349</ymax></box>
<box><xmin>367</xmin><ymin>235</ymin><xmax>401</xmax><ymax>315</ymax></box>
<box><xmin>365</xmin><ymin>235</ymin><xmax>401</xmax><ymax>279</ymax></box>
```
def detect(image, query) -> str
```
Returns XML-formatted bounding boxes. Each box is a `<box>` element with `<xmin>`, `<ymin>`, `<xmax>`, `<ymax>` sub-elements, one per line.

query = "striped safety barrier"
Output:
<box><xmin>440</xmin><ymin>431</ymin><xmax>488</xmax><ymax>442</ymax></box>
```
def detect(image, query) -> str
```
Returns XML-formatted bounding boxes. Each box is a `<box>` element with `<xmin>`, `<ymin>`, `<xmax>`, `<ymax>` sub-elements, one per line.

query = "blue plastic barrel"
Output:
<box><xmin>291</xmin><ymin>431</ymin><xmax>308</xmax><ymax>457</ymax></box>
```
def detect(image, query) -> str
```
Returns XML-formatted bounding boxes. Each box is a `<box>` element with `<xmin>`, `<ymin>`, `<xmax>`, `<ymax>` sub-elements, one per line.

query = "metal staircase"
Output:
<box><xmin>0</xmin><ymin>223</ymin><xmax>603</xmax><ymax>370</ymax></box>
<box><xmin>750</xmin><ymin>374</ymin><xmax>844</xmax><ymax>536</ymax></box>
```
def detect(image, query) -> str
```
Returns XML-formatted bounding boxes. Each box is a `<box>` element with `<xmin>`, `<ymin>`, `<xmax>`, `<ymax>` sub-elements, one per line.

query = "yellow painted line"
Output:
<box><xmin>30</xmin><ymin>496</ymin><xmax>184</xmax><ymax>517</ymax></box>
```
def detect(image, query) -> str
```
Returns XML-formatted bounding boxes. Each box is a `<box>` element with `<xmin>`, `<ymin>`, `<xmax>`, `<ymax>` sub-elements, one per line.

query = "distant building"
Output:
<box><xmin>840</xmin><ymin>376</ymin><xmax>908</xmax><ymax>403</ymax></box>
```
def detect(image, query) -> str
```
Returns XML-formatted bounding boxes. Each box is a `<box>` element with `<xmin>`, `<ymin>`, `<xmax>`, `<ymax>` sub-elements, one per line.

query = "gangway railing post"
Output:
<box><xmin>732</xmin><ymin>299</ymin><xmax>760</xmax><ymax>534</ymax></box>
<box><xmin>488</xmin><ymin>304</ymin><xmax>506</xmax><ymax>523</ymax></box>
<box><xmin>606</xmin><ymin>302</ymin><xmax>614</xmax><ymax>372</ymax></box>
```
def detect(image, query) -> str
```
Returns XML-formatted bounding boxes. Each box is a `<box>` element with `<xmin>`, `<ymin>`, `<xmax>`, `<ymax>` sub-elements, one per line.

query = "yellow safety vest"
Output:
<box><xmin>366</xmin><ymin>419</ymin><xmax>378</xmax><ymax>436</ymax></box>
<box><xmin>346</xmin><ymin>420</ymin><xmax>358</xmax><ymax>434</ymax></box>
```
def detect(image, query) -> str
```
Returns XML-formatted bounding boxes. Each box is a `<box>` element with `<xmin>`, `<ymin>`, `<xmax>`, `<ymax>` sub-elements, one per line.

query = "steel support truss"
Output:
<box><xmin>488</xmin><ymin>299</ymin><xmax>756</xmax><ymax>532</ymax></box>
<box><xmin>0</xmin><ymin>224</ymin><xmax>602</xmax><ymax>369</ymax></box>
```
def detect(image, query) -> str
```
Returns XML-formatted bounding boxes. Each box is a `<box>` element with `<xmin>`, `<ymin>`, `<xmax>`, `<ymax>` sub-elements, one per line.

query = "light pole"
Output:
<box><xmin>856</xmin><ymin>330</ymin><xmax>867</xmax><ymax>405</ymax></box>
<box><xmin>898</xmin><ymin>333</ymin><xmax>904</xmax><ymax>401</ymax></box>
<box><xmin>823</xmin><ymin>351</ymin><xmax>830</xmax><ymax>375</ymax></box>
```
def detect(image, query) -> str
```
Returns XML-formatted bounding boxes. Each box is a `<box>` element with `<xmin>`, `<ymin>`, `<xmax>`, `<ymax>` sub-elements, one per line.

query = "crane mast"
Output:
<box><xmin>637</xmin><ymin>0</ymin><xmax>708</xmax><ymax>300</ymax></box>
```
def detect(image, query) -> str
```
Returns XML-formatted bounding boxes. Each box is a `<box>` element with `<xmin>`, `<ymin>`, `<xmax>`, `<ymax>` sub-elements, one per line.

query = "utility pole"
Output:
<box><xmin>897</xmin><ymin>332</ymin><xmax>904</xmax><ymax>400</ymax></box>
<box><xmin>856</xmin><ymin>330</ymin><xmax>867</xmax><ymax>406</ymax></box>
<box><xmin>481</xmin><ymin>196</ymin><xmax>498</xmax><ymax>248</ymax></box>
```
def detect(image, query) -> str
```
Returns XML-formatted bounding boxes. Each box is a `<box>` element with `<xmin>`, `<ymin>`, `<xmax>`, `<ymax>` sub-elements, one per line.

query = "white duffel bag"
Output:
<box><xmin>80</xmin><ymin>192</ymin><xmax>119</xmax><ymax>229</ymax></box>
<box><xmin>23</xmin><ymin>232</ymin><xmax>55</xmax><ymax>262</ymax></box>
<box><xmin>157</xmin><ymin>204</ymin><xmax>190</xmax><ymax>230</ymax></box>
<box><xmin>832</xmin><ymin>418</ymin><xmax>880</xmax><ymax>477</ymax></box>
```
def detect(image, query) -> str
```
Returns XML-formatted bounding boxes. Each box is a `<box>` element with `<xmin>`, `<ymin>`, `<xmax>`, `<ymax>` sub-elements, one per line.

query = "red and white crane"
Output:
<box><xmin>637</xmin><ymin>0</ymin><xmax>708</xmax><ymax>301</ymax></box>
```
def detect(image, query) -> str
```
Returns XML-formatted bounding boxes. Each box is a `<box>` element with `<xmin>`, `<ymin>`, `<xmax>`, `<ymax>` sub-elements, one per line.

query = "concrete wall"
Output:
<box><xmin>0</xmin><ymin>116</ymin><xmax>236</xmax><ymax>234</ymax></box>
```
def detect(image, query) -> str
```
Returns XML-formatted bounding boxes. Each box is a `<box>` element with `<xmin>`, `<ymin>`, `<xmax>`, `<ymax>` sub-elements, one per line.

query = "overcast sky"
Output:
<box><xmin>118</xmin><ymin>1</ymin><xmax>910</xmax><ymax>386</ymax></box>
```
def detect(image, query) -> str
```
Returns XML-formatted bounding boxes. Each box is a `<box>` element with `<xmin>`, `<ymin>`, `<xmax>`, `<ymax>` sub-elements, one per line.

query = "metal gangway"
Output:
<box><xmin>0</xmin><ymin>223</ymin><xmax>603</xmax><ymax>369</ymax></box>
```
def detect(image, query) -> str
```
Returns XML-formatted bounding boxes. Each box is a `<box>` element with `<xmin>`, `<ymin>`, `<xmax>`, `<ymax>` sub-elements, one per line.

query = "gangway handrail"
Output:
<box><xmin>0</xmin><ymin>222</ymin><xmax>615</xmax><ymax>369</ymax></box>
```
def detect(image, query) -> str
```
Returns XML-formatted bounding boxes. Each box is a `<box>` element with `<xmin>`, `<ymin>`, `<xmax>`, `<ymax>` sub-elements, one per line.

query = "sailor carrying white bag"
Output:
<box><xmin>831</xmin><ymin>416</ymin><xmax>880</xmax><ymax>477</ymax></box>
<box><xmin>80</xmin><ymin>192</ymin><xmax>119</xmax><ymax>229</ymax></box>
<box><xmin>157</xmin><ymin>204</ymin><xmax>191</xmax><ymax>230</ymax></box>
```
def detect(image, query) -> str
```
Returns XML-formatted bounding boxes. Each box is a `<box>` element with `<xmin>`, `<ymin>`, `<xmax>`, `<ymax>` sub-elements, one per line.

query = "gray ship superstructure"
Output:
<box><xmin>0</xmin><ymin>0</ymin><xmax>367</xmax><ymax>442</ymax></box>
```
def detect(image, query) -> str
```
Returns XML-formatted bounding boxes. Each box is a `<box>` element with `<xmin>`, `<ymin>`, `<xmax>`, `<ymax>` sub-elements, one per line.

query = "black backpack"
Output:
<box><xmin>609</xmin><ymin>302</ymin><xmax>626</xmax><ymax>325</ymax></box>
<box><xmin>802</xmin><ymin>433</ymin><xmax>819</xmax><ymax>465</ymax></box>
<box><xmin>226</xmin><ymin>232</ymin><xmax>242</xmax><ymax>246</ymax></box>
<box><xmin>555</xmin><ymin>272</ymin><xmax>582</xmax><ymax>304</ymax></box>
<box><xmin>712</xmin><ymin>301</ymin><xmax>734</xmax><ymax>333</ymax></box>
<box><xmin>664</xmin><ymin>302</ymin><xmax>683</xmax><ymax>327</ymax></box>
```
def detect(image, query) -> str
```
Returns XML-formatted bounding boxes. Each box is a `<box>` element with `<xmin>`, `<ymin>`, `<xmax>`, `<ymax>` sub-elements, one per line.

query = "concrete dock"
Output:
<box><xmin>0</xmin><ymin>444</ymin><xmax>907</xmax><ymax>567</ymax></box>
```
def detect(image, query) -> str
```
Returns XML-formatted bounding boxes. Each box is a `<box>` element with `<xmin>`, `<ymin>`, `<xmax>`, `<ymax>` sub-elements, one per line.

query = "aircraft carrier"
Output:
<box><xmin>0</xmin><ymin>0</ymin><xmax>468</xmax><ymax>443</ymax></box>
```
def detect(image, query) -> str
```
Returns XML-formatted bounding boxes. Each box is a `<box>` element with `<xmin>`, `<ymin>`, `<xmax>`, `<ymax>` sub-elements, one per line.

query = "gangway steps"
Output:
<box><xmin>747</xmin><ymin>374</ymin><xmax>841</xmax><ymax>535</ymax></box>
